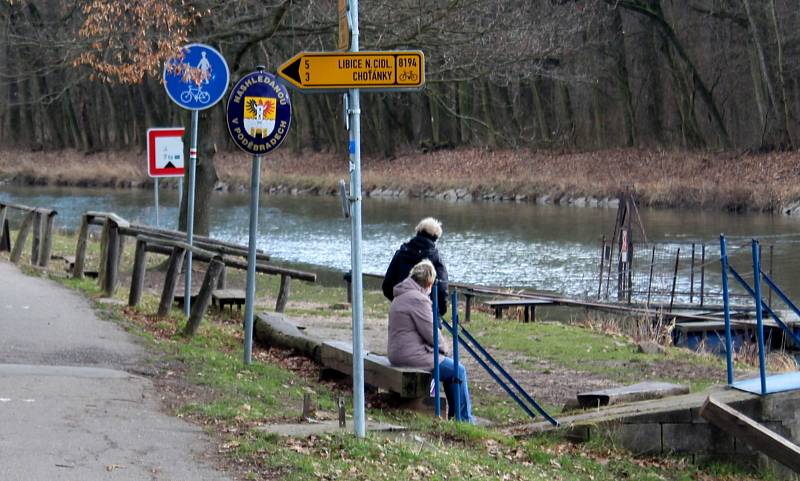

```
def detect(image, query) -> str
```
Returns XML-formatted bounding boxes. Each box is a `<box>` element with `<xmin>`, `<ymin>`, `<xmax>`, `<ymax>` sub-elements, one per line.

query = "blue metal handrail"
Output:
<box><xmin>720</xmin><ymin>235</ymin><xmax>800</xmax><ymax>396</ymax></box>
<box><xmin>444</xmin><ymin>319</ymin><xmax>560</xmax><ymax>426</ymax></box>
<box><xmin>451</xmin><ymin>290</ymin><xmax>462</xmax><ymax>421</ymax></box>
<box><xmin>432</xmin><ymin>282</ymin><xmax>441</xmax><ymax>418</ymax></box>
<box><xmin>752</xmin><ymin>240</ymin><xmax>768</xmax><ymax>395</ymax></box>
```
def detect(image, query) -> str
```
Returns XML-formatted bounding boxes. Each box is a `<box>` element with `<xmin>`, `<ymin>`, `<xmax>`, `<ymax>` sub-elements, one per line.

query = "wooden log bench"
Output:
<box><xmin>484</xmin><ymin>298</ymin><xmax>555</xmax><ymax>322</ymax></box>
<box><xmin>174</xmin><ymin>292</ymin><xmax>200</xmax><ymax>308</ymax></box>
<box><xmin>212</xmin><ymin>289</ymin><xmax>247</xmax><ymax>310</ymax></box>
<box><xmin>320</xmin><ymin>340</ymin><xmax>431</xmax><ymax>399</ymax></box>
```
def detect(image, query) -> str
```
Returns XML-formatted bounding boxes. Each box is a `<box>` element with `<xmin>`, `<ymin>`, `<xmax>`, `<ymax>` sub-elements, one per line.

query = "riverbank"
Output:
<box><xmin>3</xmin><ymin>148</ymin><xmax>800</xmax><ymax>214</ymax></box>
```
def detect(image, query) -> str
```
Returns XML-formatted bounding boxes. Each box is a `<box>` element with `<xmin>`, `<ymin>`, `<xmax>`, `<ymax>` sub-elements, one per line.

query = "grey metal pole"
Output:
<box><xmin>243</xmin><ymin>154</ymin><xmax>261</xmax><ymax>365</ymax></box>
<box><xmin>177</xmin><ymin>181</ymin><xmax>183</xmax><ymax>214</ymax></box>
<box><xmin>348</xmin><ymin>0</ymin><xmax>366</xmax><ymax>438</ymax></box>
<box><xmin>185</xmin><ymin>109</ymin><xmax>198</xmax><ymax>317</ymax></box>
<box><xmin>154</xmin><ymin>178</ymin><xmax>160</xmax><ymax>227</ymax></box>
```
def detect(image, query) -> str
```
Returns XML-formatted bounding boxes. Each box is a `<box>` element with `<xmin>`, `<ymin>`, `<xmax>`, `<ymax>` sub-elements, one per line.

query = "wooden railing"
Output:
<box><xmin>0</xmin><ymin>202</ymin><xmax>57</xmax><ymax>267</ymax></box>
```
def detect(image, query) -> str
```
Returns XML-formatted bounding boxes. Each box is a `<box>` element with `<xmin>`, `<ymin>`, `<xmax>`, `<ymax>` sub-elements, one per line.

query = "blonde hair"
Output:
<box><xmin>410</xmin><ymin>259</ymin><xmax>437</xmax><ymax>287</ymax></box>
<box><xmin>415</xmin><ymin>217</ymin><xmax>443</xmax><ymax>239</ymax></box>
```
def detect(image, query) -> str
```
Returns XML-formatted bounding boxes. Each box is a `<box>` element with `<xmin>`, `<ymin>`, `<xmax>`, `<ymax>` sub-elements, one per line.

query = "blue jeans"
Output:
<box><xmin>437</xmin><ymin>357</ymin><xmax>475</xmax><ymax>424</ymax></box>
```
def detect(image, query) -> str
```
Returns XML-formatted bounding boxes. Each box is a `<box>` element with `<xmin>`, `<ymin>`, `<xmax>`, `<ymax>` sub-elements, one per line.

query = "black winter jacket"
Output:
<box><xmin>382</xmin><ymin>232</ymin><xmax>449</xmax><ymax>316</ymax></box>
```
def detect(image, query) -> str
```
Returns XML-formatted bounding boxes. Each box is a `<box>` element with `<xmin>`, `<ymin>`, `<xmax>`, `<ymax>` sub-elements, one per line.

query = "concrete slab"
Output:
<box><xmin>257</xmin><ymin>420</ymin><xmax>406</xmax><ymax>437</ymax></box>
<box><xmin>733</xmin><ymin>372</ymin><xmax>800</xmax><ymax>395</ymax></box>
<box><xmin>577</xmin><ymin>381</ymin><xmax>690</xmax><ymax>408</ymax></box>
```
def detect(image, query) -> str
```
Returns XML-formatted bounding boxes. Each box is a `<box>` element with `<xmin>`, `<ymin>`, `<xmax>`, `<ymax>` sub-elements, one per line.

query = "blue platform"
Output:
<box><xmin>732</xmin><ymin>371</ymin><xmax>800</xmax><ymax>395</ymax></box>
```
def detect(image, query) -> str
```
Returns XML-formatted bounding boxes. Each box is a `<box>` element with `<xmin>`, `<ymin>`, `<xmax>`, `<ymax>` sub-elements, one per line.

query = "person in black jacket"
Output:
<box><xmin>382</xmin><ymin>217</ymin><xmax>449</xmax><ymax>316</ymax></box>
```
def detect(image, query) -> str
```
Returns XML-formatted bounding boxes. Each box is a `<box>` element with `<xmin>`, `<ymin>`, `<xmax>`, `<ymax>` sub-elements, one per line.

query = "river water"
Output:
<box><xmin>2</xmin><ymin>186</ymin><xmax>799</xmax><ymax>300</ymax></box>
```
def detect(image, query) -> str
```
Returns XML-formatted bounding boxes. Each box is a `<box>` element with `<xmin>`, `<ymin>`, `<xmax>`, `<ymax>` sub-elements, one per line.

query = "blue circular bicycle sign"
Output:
<box><xmin>226</xmin><ymin>70</ymin><xmax>292</xmax><ymax>155</ymax></box>
<box><xmin>163</xmin><ymin>43</ymin><xmax>229</xmax><ymax>110</ymax></box>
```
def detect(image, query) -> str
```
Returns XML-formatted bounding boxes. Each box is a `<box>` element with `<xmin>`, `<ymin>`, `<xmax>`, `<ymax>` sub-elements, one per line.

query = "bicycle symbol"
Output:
<box><xmin>399</xmin><ymin>70</ymin><xmax>418</xmax><ymax>82</ymax></box>
<box><xmin>180</xmin><ymin>85</ymin><xmax>211</xmax><ymax>104</ymax></box>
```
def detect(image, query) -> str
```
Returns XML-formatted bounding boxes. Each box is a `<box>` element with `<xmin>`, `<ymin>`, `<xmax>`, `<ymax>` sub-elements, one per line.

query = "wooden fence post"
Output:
<box><xmin>10</xmin><ymin>211</ymin><xmax>34</xmax><ymax>264</ymax></box>
<box><xmin>102</xmin><ymin>221</ymin><xmax>121</xmax><ymax>297</ymax></box>
<box><xmin>30</xmin><ymin>210</ymin><xmax>42</xmax><ymax>266</ymax></box>
<box><xmin>97</xmin><ymin>219</ymin><xmax>111</xmax><ymax>287</ymax></box>
<box><xmin>128</xmin><ymin>238</ymin><xmax>148</xmax><ymax>307</ymax></box>
<box><xmin>276</xmin><ymin>274</ymin><xmax>291</xmax><ymax>313</ymax></box>
<box><xmin>0</xmin><ymin>218</ymin><xmax>9</xmax><ymax>252</ymax></box>
<box><xmin>0</xmin><ymin>205</ymin><xmax>7</xmax><ymax>252</ymax></box>
<box><xmin>464</xmin><ymin>292</ymin><xmax>473</xmax><ymax>322</ymax></box>
<box><xmin>38</xmin><ymin>211</ymin><xmax>56</xmax><ymax>267</ymax></box>
<box><xmin>158</xmin><ymin>247</ymin><xmax>186</xmax><ymax>316</ymax></box>
<box><xmin>184</xmin><ymin>258</ymin><xmax>225</xmax><ymax>336</ymax></box>
<box><xmin>73</xmin><ymin>214</ymin><xmax>90</xmax><ymax>278</ymax></box>
<box><xmin>216</xmin><ymin>264</ymin><xmax>227</xmax><ymax>289</ymax></box>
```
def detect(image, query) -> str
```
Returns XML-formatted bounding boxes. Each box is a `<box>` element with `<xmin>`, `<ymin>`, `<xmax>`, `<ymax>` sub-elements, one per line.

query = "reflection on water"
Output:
<box><xmin>1</xmin><ymin>185</ymin><xmax>799</xmax><ymax>298</ymax></box>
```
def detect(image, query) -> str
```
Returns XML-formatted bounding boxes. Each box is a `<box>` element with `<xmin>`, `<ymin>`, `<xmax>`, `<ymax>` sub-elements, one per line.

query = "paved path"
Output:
<box><xmin>0</xmin><ymin>262</ymin><xmax>234</xmax><ymax>481</ymax></box>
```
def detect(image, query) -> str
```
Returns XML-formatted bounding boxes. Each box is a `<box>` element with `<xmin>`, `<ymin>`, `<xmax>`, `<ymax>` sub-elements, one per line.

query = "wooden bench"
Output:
<box><xmin>319</xmin><ymin>340</ymin><xmax>431</xmax><ymax>399</ymax></box>
<box><xmin>212</xmin><ymin>289</ymin><xmax>246</xmax><ymax>311</ymax></box>
<box><xmin>174</xmin><ymin>292</ymin><xmax>199</xmax><ymax>308</ymax></box>
<box><xmin>484</xmin><ymin>298</ymin><xmax>555</xmax><ymax>322</ymax></box>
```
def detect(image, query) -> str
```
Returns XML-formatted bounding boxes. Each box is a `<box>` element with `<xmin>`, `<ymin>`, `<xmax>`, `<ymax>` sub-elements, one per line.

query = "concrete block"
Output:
<box><xmin>662</xmin><ymin>423</ymin><xmax>735</xmax><ymax>454</ymax></box>
<box><xmin>762</xmin><ymin>391</ymin><xmax>800</xmax><ymax>422</ymax></box>
<box><xmin>625</xmin><ymin>407</ymin><xmax>693</xmax><ymax>425</ymax></box>
<box><xmin>564</xmin><ymin>424</ymin><xmax>591</xmax><ymax>443</ymax></box>
<box><xmin>605</xmin><ymin>423</ymin><xmax>662</xmax><ymax>455</ymax></box>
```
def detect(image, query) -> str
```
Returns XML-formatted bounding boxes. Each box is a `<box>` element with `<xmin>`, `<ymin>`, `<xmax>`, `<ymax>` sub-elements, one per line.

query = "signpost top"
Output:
<box><xmin>163</xmin><ymin>43</ymin><xmax>230</xmax><ymax>111</ymax></box>
<box><xmin>277</xmin><ymin>51</ymin><xmax>424</xmax><ymax>92</ymax></box>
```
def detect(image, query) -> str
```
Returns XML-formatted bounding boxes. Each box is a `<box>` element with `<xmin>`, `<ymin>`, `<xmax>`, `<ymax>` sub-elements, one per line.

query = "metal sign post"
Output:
<box><xmin>163</xmin><ymin>44</ymin><xmax>229</xmax><ymax>317</ymax></box>
<box><xmin>226</xmin><ymin>69</ymin><xmax>293</xmax><ymax>364</ymax></box>
<box><xmin>277</xmin><ymin>0</ymin><xmax>425</xmax><ymax>438</ymax></box>
<box><xmin>185</xmin><ymin>111</ymin><xmax>198</xmax><ymax>316</ymax></box>
<box><xmin>154</xmin><ymin>178</ymin><xmax>159</xmax><ymax>227</ymax></box>
<box><xmin>347</xmin><ymin>0</ymin><xmax>366</xmax><ymax>439</ymax></box>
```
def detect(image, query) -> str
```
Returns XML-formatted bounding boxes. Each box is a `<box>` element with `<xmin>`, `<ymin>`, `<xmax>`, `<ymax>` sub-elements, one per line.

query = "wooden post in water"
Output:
<box><xmin>30</xmin><ymin>210</ymin><xmax>42</xmax><ymax>266</ymax></box>
<box><xmin>128</xmin><ymin>238</ymin><xmax>148</xmax><ymax>307</ymax></box>
<box><xmin>73</xmin><ymin>214</ymin><xmax>91</xmax><ymax>278</ymax></box>
<box><xmin>184</xmin><ymin>257</ymin><xmax>225</xmax><ymax>337</ymax></box>
<box><xmin>669</xmin><ymin>248</ymin><xmax>681</xmax><ymax>312</ymax></box>
<box><xmin>689</xmin><ymin>243</ymin><xmax>696</xmax><ymax>303</ymax></box>
<box><xmin>700</xmin><ymin>243</ymin><xmax>706</xmax><ymax>306</ymax></box>
<box><xmin>10</xmin><ymin>211</ymin><xmax>34</xmax><ymax>264</ymax></box>
<box><xmin>597</xmin><ymin>236</ymin><xmax>605</xmax><ymax>299</ymax></box>
<box><xmin>646</xmin><ymin>246</ymin><xmax>655</xmax><ymax>306</ymax></box>
<box><xmin>276</xmin><ymin>274</ymin><xmax>291</xmax><ymax>313</ymax></box>
<box><xmin>38</xmin><ymin>211</ymin><xmax>56</xmax><ymax>268</ymax></box>
<box><xmin>768</xmin><ymin>244</ymin><xmax>774</xmax><ymax>307</ymax></box>
<box><xmin>158</xmin><ymin>246</ymin><xmax>186</xmax><ymax>316</ymax></box>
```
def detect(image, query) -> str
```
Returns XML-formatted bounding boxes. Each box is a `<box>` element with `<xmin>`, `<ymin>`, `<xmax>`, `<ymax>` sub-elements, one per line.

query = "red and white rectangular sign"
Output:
<box><xmin>147</xmin><ymin>127</ymin><xmax>186</xmax><ymax>178</ymax></box>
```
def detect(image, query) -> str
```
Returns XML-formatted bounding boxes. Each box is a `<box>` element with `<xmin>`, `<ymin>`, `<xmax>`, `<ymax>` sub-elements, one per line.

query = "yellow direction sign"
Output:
<box><xmin>277</xmin><ymin>51</ymin><xmax>425</xmax><ymax>91</ymax></box>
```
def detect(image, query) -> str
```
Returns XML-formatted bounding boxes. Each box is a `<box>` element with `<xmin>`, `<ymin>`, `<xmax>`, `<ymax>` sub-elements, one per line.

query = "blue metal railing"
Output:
<box><xmin>720</xmin><ymin>236</ymin><xmax>800</xmax><ymax>396</ymax></box>
<box><xmin>432</xmin><ymin>285</ymin><xmax>558</xmax><ymax>426</ymax></box>
<box><xmin>433</xmin><ymin>282</ymin><xmax>441</xmax><ymax>418</ymax></box>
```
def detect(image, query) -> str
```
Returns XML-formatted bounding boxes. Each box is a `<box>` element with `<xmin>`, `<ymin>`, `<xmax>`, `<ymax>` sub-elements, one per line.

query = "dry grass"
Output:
<box><xmin>2</xmin><ymin>147</ymin><xmax>800</xmax><ymax>210</ymax></box>
<box><xmin>576</xmin><ymin>312</ymin><xmax>676</xmax><ymax>346</ymax></box>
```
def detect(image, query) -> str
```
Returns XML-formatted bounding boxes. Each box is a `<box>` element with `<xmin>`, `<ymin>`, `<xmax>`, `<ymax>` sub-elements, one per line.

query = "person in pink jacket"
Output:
<box><xmin>387</xmin><ymin>260</ymin><xmax>474</xmax><ymax>423</ymax></box>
